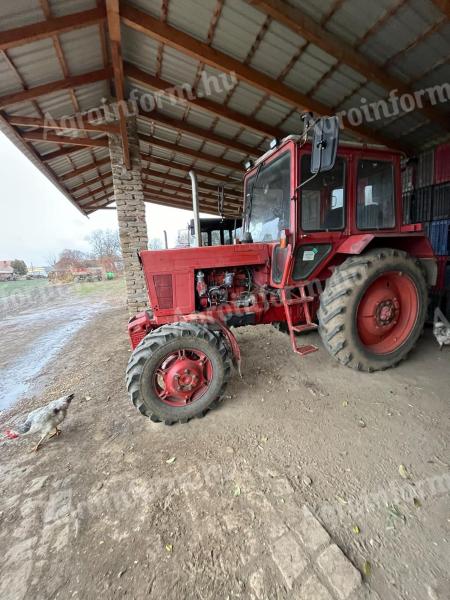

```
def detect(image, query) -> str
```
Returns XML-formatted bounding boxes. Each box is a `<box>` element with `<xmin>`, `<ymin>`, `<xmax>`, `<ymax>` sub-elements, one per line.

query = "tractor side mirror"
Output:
<box><xmin>311</xmin><ymin>116</ymin><xmax>339</xmax><ymax>173</ymax></box>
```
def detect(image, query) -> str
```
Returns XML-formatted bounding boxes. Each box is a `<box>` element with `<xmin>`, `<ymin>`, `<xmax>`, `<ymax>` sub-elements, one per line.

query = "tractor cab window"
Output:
<box><xmin>245</xmin><ymin>152</ymin><xmax>291</xmax><ymax>242</ymax></box>
<box><xmin>357</xmin><ymin>160</ymin><xmax>395</xmax><ymax>229</ymax></box>
<box><xmin>300</xmin><ymin>154</ymin><xmax>346</xmax><ymax>231</ymax></box>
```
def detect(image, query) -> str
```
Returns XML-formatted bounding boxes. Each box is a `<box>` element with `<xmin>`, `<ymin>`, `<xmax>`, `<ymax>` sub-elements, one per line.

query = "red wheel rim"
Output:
<box><xmin>153</xmin><ymin>348</ymin><xmax>213</xmax><ymax>406</ymax></box>
<box><xmin>356</xmin><ymin>271</ymin><xmax>419</xmax><ymax>355</ymax></box>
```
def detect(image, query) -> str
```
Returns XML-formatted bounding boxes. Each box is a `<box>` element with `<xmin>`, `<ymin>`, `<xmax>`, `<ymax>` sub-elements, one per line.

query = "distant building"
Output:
<box><xmin>0</xmin><ymin>260</ymin><xmax>14</xmax><ymax>281</ymax></box>
<box><xmin>28</xmin><ymin>266</ymin><xmax>47</xmax><ymax>278</ymax></box>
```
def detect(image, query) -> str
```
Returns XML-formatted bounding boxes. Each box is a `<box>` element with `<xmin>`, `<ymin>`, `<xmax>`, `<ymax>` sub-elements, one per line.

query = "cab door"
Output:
<box><xmin>266</xmin><ymin>141</ymin><xmax>297</xmax><ymax>288</ymax></box>
<box><xmin>289</xmin><ymin>149</ymin><xmax>350</xmax><ymax>284</ymax></box>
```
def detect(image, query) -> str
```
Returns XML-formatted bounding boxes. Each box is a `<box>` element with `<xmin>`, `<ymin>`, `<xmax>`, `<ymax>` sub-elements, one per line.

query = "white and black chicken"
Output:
<box><xmin>433</xmin><ymin>308</ymin><xmax>450</xmax><ymax>350</ymax></box>
<box><xmin>16</xmin><ymin>393</ymin><xmax>74</xmax><ymax>451</ymax></box>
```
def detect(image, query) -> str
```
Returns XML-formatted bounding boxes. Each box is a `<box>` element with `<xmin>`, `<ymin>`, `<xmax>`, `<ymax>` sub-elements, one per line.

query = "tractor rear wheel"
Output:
<box><xmin>126</xmin><ymin>322</ymin><xmax>232</xmax><ymax>424</ymax></box>
<box><xmin>318</xmin><ymin>248</ymin><xmax>427</xmax><ymax>371</ymax></box>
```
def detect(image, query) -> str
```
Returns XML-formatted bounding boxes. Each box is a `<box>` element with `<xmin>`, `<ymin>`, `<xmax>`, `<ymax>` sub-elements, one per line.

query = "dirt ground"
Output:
<box><xmin>0</xmin><ymin>282</ymin><xmax>448</xmax><ymax>600</ymax></box>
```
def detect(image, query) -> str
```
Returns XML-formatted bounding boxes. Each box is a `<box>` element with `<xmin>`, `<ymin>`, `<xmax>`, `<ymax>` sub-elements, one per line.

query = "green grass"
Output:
<box><xmin>73</xmin><ymin>277</ymin><xmax>126</xmax><ymax>298</ymax></box>
<box><xmin>0</xmin><ymin>278</ymin><xmax>48</xmax><ymax>299</ymax></box>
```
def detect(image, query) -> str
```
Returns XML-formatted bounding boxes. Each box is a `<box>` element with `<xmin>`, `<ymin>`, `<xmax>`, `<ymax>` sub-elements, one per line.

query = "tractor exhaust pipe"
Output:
<box><xmin>189</xmin><ymin>170</ymin><xmax>202</xmax><ymax>247</ymax></box>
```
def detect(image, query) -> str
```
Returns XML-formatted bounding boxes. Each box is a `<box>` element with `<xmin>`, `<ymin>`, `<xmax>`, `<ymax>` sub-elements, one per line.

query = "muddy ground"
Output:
<box><xmin>0</xmin><ymin>282</ymin><xmax>448</xmax><ymax>600</ymax></box>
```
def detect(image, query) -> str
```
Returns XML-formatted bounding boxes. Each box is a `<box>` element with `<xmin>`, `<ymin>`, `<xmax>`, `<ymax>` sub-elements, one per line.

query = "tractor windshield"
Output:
<box><xmin>245</xmin><ymin>152</ymin><xmax>291</xmax><ymax>242</ymax></box>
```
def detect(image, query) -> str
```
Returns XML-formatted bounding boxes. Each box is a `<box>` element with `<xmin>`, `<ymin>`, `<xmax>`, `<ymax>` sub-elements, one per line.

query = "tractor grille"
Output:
<box><xmin>153</xmin><ymin>274</ymin><xmax>173</xmax><ymax>309</ymax></box>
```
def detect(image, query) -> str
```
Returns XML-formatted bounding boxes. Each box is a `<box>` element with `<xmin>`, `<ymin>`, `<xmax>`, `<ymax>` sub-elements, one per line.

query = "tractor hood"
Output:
<box><xmin>140</xmin><ymin>243</ymin><xmax>271</xmax><ymax>273</ymax></box>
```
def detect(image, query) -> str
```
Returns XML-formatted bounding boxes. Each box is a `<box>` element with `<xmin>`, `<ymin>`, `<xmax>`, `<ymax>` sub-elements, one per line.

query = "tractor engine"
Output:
<box><xmin>195</xmin><ymin>267</ymin><xmax>254</xmax><ymax>309</ymax></box>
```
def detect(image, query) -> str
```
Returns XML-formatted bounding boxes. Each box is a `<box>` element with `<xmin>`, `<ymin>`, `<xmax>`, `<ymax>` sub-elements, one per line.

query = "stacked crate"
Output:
<box><xmin>402</xmin><ymin>143</ymin><xmax>450</xmax><ymax>255</ymax></box>
<box><xmin>402</xmin><ymin>143</ymin><xmax>450</xmax><ymax>318</ymax></box>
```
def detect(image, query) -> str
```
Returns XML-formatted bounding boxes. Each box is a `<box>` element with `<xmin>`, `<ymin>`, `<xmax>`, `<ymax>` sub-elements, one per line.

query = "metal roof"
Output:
<box><xmin>0</xmin><ymin>0</ymin><xmax>449</xmax><ymax>216</ymax></box>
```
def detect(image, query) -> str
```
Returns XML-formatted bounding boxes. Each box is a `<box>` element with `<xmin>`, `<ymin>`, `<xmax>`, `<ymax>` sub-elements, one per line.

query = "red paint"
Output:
<box><xmin>435</xmin><ymin>143</ymin><xmax>450</xmax><ymax>184</ymax></box>
<box><xmin>128</xmin><ymin>137</ymin><xmax>441</xmax><ymax>362</ymax></box>
<box><xmin>153</xmin><ymin>348</ymin><xmax>212</xmax><ymax>406</ymax></box>
<box><xmin>357</xmin><ymin>271</ymin><xmax>419</xmax><ymax>354</ymax></box>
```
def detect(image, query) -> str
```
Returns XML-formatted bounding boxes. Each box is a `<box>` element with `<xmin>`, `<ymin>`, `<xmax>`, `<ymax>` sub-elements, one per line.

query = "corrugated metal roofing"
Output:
<box><xmin>0</xmin><ymin>0</ymin><xmax>449</xmax><ymax>215</ymax></box>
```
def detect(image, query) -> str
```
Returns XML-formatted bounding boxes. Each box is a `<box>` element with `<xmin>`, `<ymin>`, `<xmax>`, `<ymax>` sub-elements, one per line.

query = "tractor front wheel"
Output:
<box><xmin>126</xmin><ymin>322</ymin><xmax>232</xmax><ymax>424</ymax></box>
<box><xmin>318</xmin><ymin>249</ymin><xmax>427</xmax><ymax>371</ymax></box>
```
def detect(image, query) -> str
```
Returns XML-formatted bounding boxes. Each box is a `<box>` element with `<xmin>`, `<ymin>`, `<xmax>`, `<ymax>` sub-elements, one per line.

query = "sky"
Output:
<box><xmin>0</xmin><ymin>132</ymin><xmax>209</xmax><ymax>267</ymax></box>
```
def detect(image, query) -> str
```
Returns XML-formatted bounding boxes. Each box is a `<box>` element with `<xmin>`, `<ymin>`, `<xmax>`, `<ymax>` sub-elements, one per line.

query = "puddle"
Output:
<box><xmin>0</xmin><ymin>301</ymin><xmax>105</xmax><ymax>411</ymax></box>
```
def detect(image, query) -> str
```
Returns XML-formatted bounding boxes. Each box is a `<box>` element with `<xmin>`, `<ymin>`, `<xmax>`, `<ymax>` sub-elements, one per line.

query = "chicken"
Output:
<box><xmin>433</xmin><ymin>308</ymin><xmax>450</xmax><ymax>350</ymax></box>
<box><xmin>16</xmin><ymin>393</ymin><xmax>74</xmax><ymax>452</ymax></box>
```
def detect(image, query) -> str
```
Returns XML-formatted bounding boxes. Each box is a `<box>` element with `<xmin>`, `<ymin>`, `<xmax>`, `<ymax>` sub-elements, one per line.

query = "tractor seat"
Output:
<box><xmin>323</xmin><ymin>207</ymin><xmax>343</xmax><ymax>230</ymax></box>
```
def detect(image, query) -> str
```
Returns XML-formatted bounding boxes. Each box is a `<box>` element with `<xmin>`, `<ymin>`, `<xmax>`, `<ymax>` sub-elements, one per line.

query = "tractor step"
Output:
<box><xmin>292</xmin><ymin>323</ymin><xmax>318</xmax><ymax>333</ymax></box>
<box><xmin>281</xmin><ymin>287</ymin><xmax>319</xmax><ymax>357</ymax></box>
<box><xmin>284</xmin><ymin>296</ymin><xmax>315</xmax><ymax>305</ymax></box>
<box><xmin>293</xmin><ymin>344</ymin><xmax>318</xmax><ymax>356</ymax></box>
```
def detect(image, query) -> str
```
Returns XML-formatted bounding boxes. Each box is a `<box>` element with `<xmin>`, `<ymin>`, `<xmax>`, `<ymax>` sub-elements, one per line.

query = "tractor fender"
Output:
<box><xmin>336</xmin><ymin>234</ymin><xmax>374</xmax><ymax>255</ymax></box>
<box><xmin>335</xmin><ymin>233</ymin><xmax>437</xmax><ymax>286</ymax></box>
<box><xmin>181</xmin><ymin>314</ymin><xmax>242</xmax><ymax>376</ymax></box>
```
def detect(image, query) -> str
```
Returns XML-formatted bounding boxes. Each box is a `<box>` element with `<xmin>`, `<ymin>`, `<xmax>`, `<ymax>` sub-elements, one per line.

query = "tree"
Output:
<box><xmin>45</xmin><ymin>253</ymin><xmax>58</xmax><ymax>269</ymax></box>
<box><xmin>149</xmin><ymin>237</ymin><xmax>163</xmax><ymax>250</ymax></box>
<box><xmin>55</xmin><ymin>249</ymin><xmax>88</xmax><ymax>270</ymax></box>
<box><xmin>11</xmin><ymin>259</ymin><xmax>27</xmax><ymax>275</ymax></box>
<box><xmin>87</xmin><ymin>229</ymin><xmax>121</xmax><ymax>258</ymax></box>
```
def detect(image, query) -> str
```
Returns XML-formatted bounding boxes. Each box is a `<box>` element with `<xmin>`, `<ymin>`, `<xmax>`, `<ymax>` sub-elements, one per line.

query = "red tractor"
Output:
<box><xmin>127</xmin><ymin>118</ymin><xmax>437</xmax><ymax>424</ymax></box>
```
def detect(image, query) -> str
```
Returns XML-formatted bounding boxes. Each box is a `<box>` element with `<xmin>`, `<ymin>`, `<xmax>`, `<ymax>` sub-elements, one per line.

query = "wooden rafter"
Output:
<box><xmin>106</xmin><ymin>0</ymin><xmax>131</xmax><ymax>169</ymax></box>
<box><xmin>126</xmin><ymin>63</ymin><xmax>280</xmax><ymax>139</ymax></box>
<box><xmin>431</xmin><ymin>0</ymin><xmax>450</xmax><ymax>18</ymax></box>
<box><xmin>7</xmin><ymin>114</ymin><xmax>119</xmax><ymax>133</ymax></box>
<box><xmin>142</xmin><ymin>178</ymin><xmax>241</xmax><ymax>206</ymax></box>
<box><xmin>120</xmin><ymin>3</ymin><xmax>414</xmax><ymax>149</ymax></box>
<box><xmin>140</xmin><ymin>154</ymin><xmax>241</xmax><ymax>186</ymax></box>
<box><xmin>245</xmin><ymin>0</ymin><xmax>449</xmax><ymax>131</ymax></box>
<box><xmin>143</xmin><ymin>182</ymin><xmax>234</xmax><ymax>207</ymax></box>
<box><xmin>69</xmin><ymin>173</ymin><xmax>113</xmax><ymax>194</ymax></box>
<box><xmin>0</xmin><ymin>66</ymin><xmax>113</xmax><ymax>109</ymax></box>
<box><xmin>143</xmin><ymin>196</ymin><xmax>219</xmax><ymax>217</ymax></box>
<box><xmin>139</xmin><ymin>133</ymin><xmax>243</xmax><ymax>172</ymax></box>
<box><xmin>76</xmin><ymin>185</ymin><xmax>114</xmax><ymax>204</ymax></box>
<box><xmin>41</xmin><ymin>146</ymin><xmax>89</xmax><ymax>162</ymax></box>
<box><xmin>0</xmin><ymin>6</ymin><xmax>106</xmax><ymax>51</ymax></box>
<box><xmin>21</xmin><ymin>131</ymin><xmax>109</xmax><ymax>147</ymax></box>
<box><xmin>138</xmin><ymin>110</ymin><xmax>258</xmax><ymax>157</ymax></box>
<box><xmin>80</xmin><ymin>191</ymin><xmax>115</xmax><ymax>209</ymax></box>
<box><xmin>143</xmin><ymin>191</ymin><xmax>238</xmax><ymax>214</ymax></box>
<box><xmin>59</xmin><ymin>157</ymin><xmax>111</xmax><ymax>181</ymax></box>
<box><xmin>142</xmin><ymin>167</ymin><xmax>241</xmax><ymax>198</ymax></box>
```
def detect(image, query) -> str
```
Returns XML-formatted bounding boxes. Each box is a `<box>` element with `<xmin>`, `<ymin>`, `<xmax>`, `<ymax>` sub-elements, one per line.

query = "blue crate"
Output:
<box><xmin>425</xmin><ymin>219</ymin><xmax>450</xmax><ymax>255</ymax></box>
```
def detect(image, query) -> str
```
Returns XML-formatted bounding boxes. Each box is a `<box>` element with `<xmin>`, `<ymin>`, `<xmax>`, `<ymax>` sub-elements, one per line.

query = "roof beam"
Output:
<box><xmin>120</xmin><ymin>3</ymin><xmax>411</xmax><ymax>149</ymax></box>
<box><xmin>140</xmin><ymin>154</ymin><xmax>241</xmax><ymax>186</ymax></box>
<box><xmin>60</xmin><ymin>157</ymin><xmax>111</xmax><ymax>181</ymax></box>
<box><xmin>138</xmin><ymin>109</ymin><xmax>259</xmax><ymax>157</ymax></box>
<box><xmin>143</xmin><ymin>179</ymin><xmax>242</xmax><ymax>207</ymax></box>
<box><xmin>142</xmin><ymin>166</ymin><xmax>241</xmax><ymax>198</ymax></box>
<box><xmin>22</xmin><ymin>131</ymin><xmax>109</xmax><ymax>147</ymax></box>
<box><xmin>0</xmin><ymin>66</ymin><xmax>113</xmax><ymax>109</ymax></box>
<box><xmin>246</xmin><ymin>0</ymin><xmax>449</xmax><ymax>130</ymax></box>
<box><xmin>0</xmin><ymin>6</ymin><xmax>106</xmax><ymax>51</ymax></box>
<box><xmin>139</xmin><ymin>133</ymin><xmax>243</xmax><ymax>172</ymax></box>
<box><xmin>143</xmin><ymin>191</ymin><xmax>239</xmax><ymax>216</ymax></box>
<box><xmin>430</xmin><ymin>0</ymin><xmax>450</xmax><ymax>18</ymax></box>
<box><xmin>7</xmin><ymin>114</ymin><xmax>119</xmax><ymax>133</ymax></box>
<box><xmin>125</xmin><ymin>63</ymin><xmax>278</xmax><ymax>139</ymax></box>
<box><xmin>77</xmin><ymin>185</ymin><xmax>114</xmax><ymax>204</ymax></box>
<box><xmin>41</xmin><ymin>145</ymin><xmax>87</xmax><ymax>162</ymax></box>
<box><xmin>106</xmin><ymin>0</ymin><xmax>131</xmax><ymax>169</ymax></box>
<box><xmin>143</xmin><ymin>194</ymin><xmax>219</xmax><ymax>216</ymax></box>
<box><xmin>80</xmin><ymin>191</ymin><xmax>115</xmax><ymax>209</ymax></box>
<box><xmin>68</xmin><ymin>171</ymin><xmax>113</xmax><ymax>193</ymax></box>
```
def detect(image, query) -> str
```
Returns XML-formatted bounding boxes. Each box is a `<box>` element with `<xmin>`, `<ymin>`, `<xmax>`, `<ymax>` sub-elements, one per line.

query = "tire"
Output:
<box><xmin>126</xmin><ymin>321</ymin><xmax>232</xmax><ymax>424</ymax></box>
<box><xmin>318</xmin><ymin>248</ymin><xmax>427</xmax><ymax>371</ymax></box>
